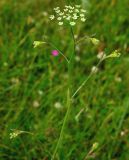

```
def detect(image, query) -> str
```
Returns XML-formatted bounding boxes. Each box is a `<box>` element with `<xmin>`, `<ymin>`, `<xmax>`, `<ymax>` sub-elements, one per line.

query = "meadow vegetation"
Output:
<box><xmin>0</xmin><ymin>0</ymin><xmax>129</xmax><ymax>159</ymax></box>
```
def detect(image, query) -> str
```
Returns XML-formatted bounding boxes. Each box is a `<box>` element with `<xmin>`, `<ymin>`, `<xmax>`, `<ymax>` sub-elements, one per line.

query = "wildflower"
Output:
<box><xmin>59</xmin><ymin>12</ymin><xmax>64</xmax><ymax>16</ymax></box>
<box><xmin>58</xmin><ymin>21</ymin><xmax>63</xmax><ymax>25</ymax></box>
<box><xmin>54</xmin><ymin>7</ymin><xmax>60</xmax><ymax>10</ymax></box>
<box><xmin>81</xmin><ymin>17</ymin><xmax>86</xmax><ymax>22</ymax></box>
<box><xmin>54</xmin><ymin>102</ymin><xmax>63</xmax><ymax>109</ymax></box>
<box><xmin>49</xmin><ymin>15</ymin><xmax>55</xmax><ymax>20</ymax></box>
<box><xmin>57</xmin><ymin>17</ymin><xmax>62</xmax><ymax>21</ymax></box>
<box><xmin>55</xmin><ymin>10</ymin><xmax>60</xmax><ymax>14</ymax></box>
<box><xmin>97</xmin><ymin>51</ymin><xmax>106</xmax><ymax>59</ymax></box>
<box><xmin>81</xmin><ymin>9</ymin><xmax>87</xmax><ymax>13</ymax></box>
<box><xmin>75</xmin><ymin>9</ymin><xmax>79</xmax><ymax>13</ymax></box>
<box><xmin>69</xmin><ymin>10</ymin><xmax>73</xmax><ymax>13</ymax></box>
<box><xmin>70</xmin><ymin>21</ymin><xmax>76</xmax><ymax>26</ymax></box>
<box><xmin>10</xmin><ymin>132</ymin><xmax>20</xmax><ymax>139</ymax></box>
<box><xmin>91</xmin><ymin>66</ymin><xmax>98</xmax><ymax>74</ymax></box>
<box><xmin>75</xmin><ymin>56</ymin><xmax>80</xmax><ymax>62</ymax></box>
<box><xmin>49</xmin><ymin>5</ymin><xmax>87</xmax><ymax>26</ymax></box>
<box><xmin>73</xmin><ymin>15</ymin><xmax>78</xmax><ymax>20</ymax></box>
<box><xmin>33</xmin><ymin>41</ymin><xmax>45</xmax><ymax>48</ymax></box>
<box><xmin>64</xmin><ymin>8</ymin><xmax>68</xmax><ymax>12</ymax></box>
<box><xmin>75</xmin><ymin>5</ymin><xmax>81</xmax><ymax>8</ymax></box>
<box><xmin>90</xmin><ymin>38</ymin><xmax>100</xmax><ymax>46</ymax></box>
<box><xmin>10</xmin><ymin>130</ymin><xmax>23</xmax><ymax>139</ymax></box>
<box><xmin>75</xmin><ymin>45</ymin><xmax>80</xmax><ymax>51</ymax></box>
<box><xmin>10</xmin><ymin>129</ymin><xmax>33</xmax><ymax>139</ymax></box>
<box><xmin>66</xmin><ymin>16</ymin><xmax>71</xmax><ymax>21</ymax></box>
<box><xmin>33</xmin><ymin>100</ymin><xmax>40</xmax><ymax>108</ymax></box>
<box><xmin>80</xmin><ymin>13</ymin><xmax>85</xmax><ymax>17</ymax></box>
<box><xmin>42</xmin><ymin>11</ymin><xmax>48</xmax><ymax>16</ymax></box>
<box><xmin>52</xmin><ymin>50</ymin><xmax>59</xmax><ymax>56</ymax></box>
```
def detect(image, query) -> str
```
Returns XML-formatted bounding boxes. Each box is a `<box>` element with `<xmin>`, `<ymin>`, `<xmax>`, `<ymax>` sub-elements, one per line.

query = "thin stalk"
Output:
<box><xmin>47</xmin><ymin>42</ymin><xmax>70</xmax><ymax>63</ymax></box>
<box><xmin>51</xmin><ymin>89</ymin><xmax>70</xmax><ymax>160</ymax></box>
<box><xmin>51</xmin><ymin>27</ymin><xmax>75</xmax><ymax>160</ymax></box>
<box><xmin>72</xmin><ymin>58</ymin><xmax>104</xmax><ymax>99</ymax></box>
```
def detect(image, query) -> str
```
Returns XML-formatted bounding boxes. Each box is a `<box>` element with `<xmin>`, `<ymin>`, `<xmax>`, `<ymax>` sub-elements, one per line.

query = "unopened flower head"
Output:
<box><xmin>33</xmin><ymin>41</ymin><xmax>46</xmax><ymax>48</ymax></box>
<box><xmin>90</xmin><ymin>38</ymin><xmax>100</xmax><ymax>46</ymax></box>
<box><xmin>106</xmin><ymin>50</ymin><xmax>121</xmax><ymax>59</ymax></box>
<box><xmin>49</xmin><ymin>5</ymin><xmax>87</xmax><ymax>26</ymax></box>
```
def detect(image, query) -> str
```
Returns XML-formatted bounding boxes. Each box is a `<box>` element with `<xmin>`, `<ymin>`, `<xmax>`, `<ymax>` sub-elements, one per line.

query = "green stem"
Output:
<box><xmin>72</xmin><ymin>58</ymin><xmax>104</xmax><ymax>99</ymax></box>
<box><xmin>51</xmin><ymin>89</ymin><xmax>71</xmax><ymax>160</ymax></box>
<box><xmin>51</xmin><ymin>27</ymin><xmax>75</xmax><ymax>160</ymax></box>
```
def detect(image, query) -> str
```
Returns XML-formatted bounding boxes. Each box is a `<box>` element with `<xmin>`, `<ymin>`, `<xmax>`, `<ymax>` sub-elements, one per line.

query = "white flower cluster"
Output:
<box><xmin>49</xmin><ymin>5</ymin><xmax>87</xmax><ymax>26</ymax></box>
<box><xmin>10</xmin><ymin>130</ymin><xmax>22</xmax><ymax>139</ymax></box>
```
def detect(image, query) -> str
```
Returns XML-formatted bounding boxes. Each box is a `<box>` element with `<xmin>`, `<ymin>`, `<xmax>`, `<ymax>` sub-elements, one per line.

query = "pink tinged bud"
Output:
<box><xmin>52</xmin><ymin>50</ymin><xmax>59</xmax><ymax>56</ymax></box>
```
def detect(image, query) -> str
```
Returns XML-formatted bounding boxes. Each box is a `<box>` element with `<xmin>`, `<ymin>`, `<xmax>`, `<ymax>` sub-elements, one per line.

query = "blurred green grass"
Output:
<box><xmin>0</xmin><ymin>0</ymin><xmax>129</xmax><ymax>159</ymax></box>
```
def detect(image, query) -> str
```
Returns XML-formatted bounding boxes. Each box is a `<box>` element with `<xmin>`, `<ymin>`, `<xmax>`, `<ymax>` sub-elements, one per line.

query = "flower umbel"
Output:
<box><xmin>10</xmin><ymin>129</ymin><xmax>33</xmax><ymax>139</ymax></box>
<box><xmin>49</xmin><ymin>5</ymin><xmax>87</xmax><ymax>26</ymax></box>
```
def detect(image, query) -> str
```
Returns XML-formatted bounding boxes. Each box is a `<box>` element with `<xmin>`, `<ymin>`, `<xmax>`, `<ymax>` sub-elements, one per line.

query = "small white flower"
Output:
<box><xmin>58</xmin><ymin>21</ymin><xmax>63</xmax><ymax>25</ymax></box>
<box><xmin>59</xmin><ymin>12</ymin><xmax>64</xmax><ymax>16</ymax></box>
<box><xmin>81</xmin><ymin>9</ymin><xmax>87</xmax><ymax>13</ymax></box>
<box><xmin>75</xmin><ymin>5</ymin><xmax>81</xmax><ymax>8</ymax></box>
<box><xmin>69</xmin><ymin>10</ymin><xmax>73</xmax><ymax>13</ymax></box>
<box><xmin>73</xmin><ymin>15</ymin><xmax>78</xmax><ymax>20</ymax></box>
<box><xmin>65</xmin><ymin>5</ymin><xmax>69</xmax><ymax>8</ymax></box>
<box><xmin>50</xmin><ymin>5</ymin><xmax>87</xmax><ymax>27</ymax></box>
<box><xmin>54</xmin><ymin>102</ymin><xmax>63</xmax><ymax>109</ymax></box>
<box><xmin>75</xmin><ymin>56</ymin><xmax>80</xmax><ymax>62</ymax></box>
<box><xmin>74</xmin><ymin>34</ymin><xmax>78</xmax><ymax>39</ymax></box>
<box><xmin>75</xmin><ymin>45</ymin><xmax>80</xmax><ymax>51</ymax></box>
<box><xmin>49</xmin><ymin>15</ymin><xmax>55</xmax><ymax>20</ymax></box>
<box><xmin>75</xmin><ymin>9</ymin><xmax>79</xmax><ymax>13</ymax></box>
<box><xmin>70</xmin><ymin>21</ymin><xmax>76</xmax><ymax>26</ymax></box>
<box><xmin>91</xmin><ymin>66</ymin><xmax>98</xmax><ymax>74</ymax></box>
<box><xmin>33</xmin><ymin>100</ymin><xmax>40</xmax><ymax>108</ymax></box>
<box><xmin>57</xmin><ymin>17</ymin><xmax>62</xmax><ymax>21</ymax></box>
<box><xmin>54</xmin><ymin>7</ymin><xmax>60</xmax><ymax>10</ymax></box>
<box><xmin>66</xmin><ymin>16</ymin><xmax>71</xmax><ymax>20</ymax></box>
<box><xmin>55</xmin><ymin>10</ymin><xmax>60</xmax><ymax>14</ymax></box>
<box><xmin>42</xmin><ymin>11</ymin><xmax>48</xmax><ymax>16</ymax></box>
<box><xmin>64</xmin><ymin>8</ymin><xmax>68</xmax><ymax>12</ymax></box>
<box><xmin>69</xmin><ymin>6</ymin><xmax>73</xmax><ymax>9</ymax></box>
<box><xmin>97</xmin><ymin>51</ymin><xmax>106</xmax><ymax>59</ymax></box>
<box><xmin>80</xmin><ymin>13</ymin><xmax>85</xmax><ymax>17</ymax></box>
<box><xmin>81</xmin><ymin>17</ymin><xmax>86</xmax><ymax>22</ymax></box>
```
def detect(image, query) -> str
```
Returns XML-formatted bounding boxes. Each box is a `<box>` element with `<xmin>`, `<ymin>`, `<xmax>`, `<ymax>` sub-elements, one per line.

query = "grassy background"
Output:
<box><xmin>0</xmin><ymin>0</ymin><xmax>129</xmax><ymax>159</ymax></box>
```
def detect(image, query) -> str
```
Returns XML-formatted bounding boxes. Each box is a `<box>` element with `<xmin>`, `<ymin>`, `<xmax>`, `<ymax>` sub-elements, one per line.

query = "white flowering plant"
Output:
<box><xmin>33</xmin><ymin>3</ymin><xmax>121</xmax><ymax>160</ymax></box>
<box><xmin>49</xmin><ymin>5</ymin><xmax>87</xmax><ymax>26</ymax></box>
